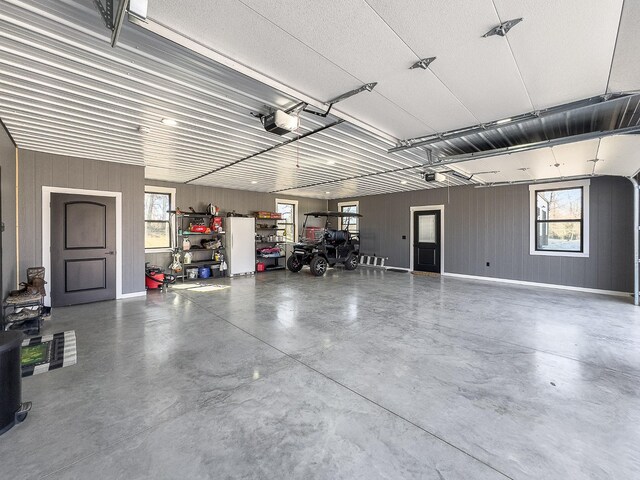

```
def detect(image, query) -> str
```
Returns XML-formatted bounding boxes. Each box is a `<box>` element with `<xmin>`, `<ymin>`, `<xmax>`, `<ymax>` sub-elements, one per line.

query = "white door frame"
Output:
<box><xmin>409</xmin><ymin>205</ymin><xmax>444</xmax><ymax>273</ymax></box>
<box><xmin>42</xmin><ymin>186</ymin><xmax>123</xmax><ymax>307</ymax></box>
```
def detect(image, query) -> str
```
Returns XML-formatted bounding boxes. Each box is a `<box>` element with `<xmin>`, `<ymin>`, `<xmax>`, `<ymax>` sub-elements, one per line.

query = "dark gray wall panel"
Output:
<box><xmin>0</xmin><ymin>125</ymin><xmax>16</xmax><ymax>300</ymax></box>
<box><xmin>145</xmin><ymin>181</ymin><xmax>327</xmax><ymax>268</ymax></box>
<box><xmin>330</xmin><ymin>176</ymin><xmax>633</xmax><ymax>292</ymax></box>
<box><xmin>18</xmin><ymin>150</ymin><xmax>145</xmax><ymax>294</ymax></box>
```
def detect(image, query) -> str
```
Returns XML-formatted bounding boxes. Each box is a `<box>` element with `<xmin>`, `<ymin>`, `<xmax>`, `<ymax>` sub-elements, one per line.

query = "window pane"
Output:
<box><xmin>418</xmin><ymin>215</ymin><xmax>436</xmax><ymax>243</ymax></box>
<box><xmin>340</xmin><ymin>205</ymin><xmax>358</xmax><ymax>232</ymax></box>
<box><xmin>537</xmin><ymin>221</ymin><xmax>581</xmax><ymax>251</ymax></box>
<box><xmin>277</xmin><ymin>203</ymin><xmax>295</xmax><ymax>242</ymax></box>
<box><xmin>145</xmin><ymin>193</ymin><xmax>170</xmax><ymax>221</ymax></box>
<box><xmin>536</xmin><ymin>188</ymin><xmax>581</xmax><ymax>220</ymax></box>
<box><xmin>145</xmin><ymin>221</ymin><xmax>170</xmax><ymax>249</ymax></box>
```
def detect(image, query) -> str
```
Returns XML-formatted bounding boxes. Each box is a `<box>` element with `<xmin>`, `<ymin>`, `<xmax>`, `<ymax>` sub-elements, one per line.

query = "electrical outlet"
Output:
<box><xmin>402</xmin><ymin>235</ymin><xmax>406</xmax><ymax>239</ymax></box>
<box><xmin>486</xmin><ymin>262</ymin><xmax>490</xmax><ymax>267</ymax></box>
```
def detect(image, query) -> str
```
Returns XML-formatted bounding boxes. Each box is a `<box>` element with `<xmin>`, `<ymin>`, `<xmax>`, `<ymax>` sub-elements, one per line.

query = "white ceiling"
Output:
<box><xmin>0</xmin><ymin>0</ymin><xmax>639</xmax><ymax>199</ymax></box>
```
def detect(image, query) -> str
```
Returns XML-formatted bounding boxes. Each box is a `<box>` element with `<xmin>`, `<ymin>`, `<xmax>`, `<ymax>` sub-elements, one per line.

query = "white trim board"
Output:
<box><xmin>144</xmin><ymin>185</ymin><xmax>176</xmax><ymax>254</ymax></box>
<box><xmin>409</xmin><ymin>205</ymin><xmax>444</xmax><ymax>273</ymax></box>
<box><xmin>42</xmin><ymin>186</ymin><xmax>123</xmax><ymax>307</ymax></box>
<box><xmin>120</xmin><ymin>291</ymin><xmax>147</xmax><ymax>299</ymax></box>
<box><xmin>443</xmin><ymin>272</ymin><xmax>630</xmax><ymax>298</ymax></box>
<box><xmin>529</xmin><ymin>179</ymin><xmax>590</xmax><ymax>258</ymax></box>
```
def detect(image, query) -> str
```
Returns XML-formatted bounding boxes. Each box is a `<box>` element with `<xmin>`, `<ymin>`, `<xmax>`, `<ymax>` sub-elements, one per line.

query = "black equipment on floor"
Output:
<box><xmin>0</xmin><ymin>331</ymin><xmax>31</xmax><ymax>435</ymax></box>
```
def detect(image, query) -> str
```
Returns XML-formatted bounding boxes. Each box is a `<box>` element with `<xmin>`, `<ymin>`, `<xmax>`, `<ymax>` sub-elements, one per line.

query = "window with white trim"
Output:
<box><xmin>145</xmin><ymin>186</ymin><xmax>176</xmax><ymax>252</ymax></box>
<box><xmin>276</xmin><ymin>198</ymin><xmax>298</xmax><ymax>243</ymax></box>
<box><xmin>337</xmin><ymin>201</ymin><xmax>359</xmax><ymax>233</ymax></box>
<box><xmin>529</xmin><ymin>180</ymin><xmax>589</xmax><ymax>257</ymax></box>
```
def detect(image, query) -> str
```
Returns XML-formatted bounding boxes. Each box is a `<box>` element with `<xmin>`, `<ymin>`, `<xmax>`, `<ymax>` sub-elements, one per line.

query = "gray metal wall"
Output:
<box><xmin>18</xmin><ymin>149</ymin><xmax>146</xmax><ymax>294</ymax></box>
<box><xmin>0</xmin><ymin>126</ymin><xmax>16</xmax><ymax>299</ymax></box>
<box><xmin>145</xmin><ymin>181</ymin><xmax>327</xmax><ymax>268</ymax></box>
<box><xmin>330</xmin><ymin>176</ymin><xmax>633</xmax><ymax>292</ymax></box>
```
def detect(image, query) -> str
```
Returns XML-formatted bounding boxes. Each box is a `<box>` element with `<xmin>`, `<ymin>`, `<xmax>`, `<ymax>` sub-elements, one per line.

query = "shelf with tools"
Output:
<box><xmin>254</xmin><ymin>213</ymin><xmax>287</xmax><ymax>272</ymax></box>
<box><xmin>169</xmin><ymin>211</ymin><xmax>227</xmax><ymax>281</ymax></box>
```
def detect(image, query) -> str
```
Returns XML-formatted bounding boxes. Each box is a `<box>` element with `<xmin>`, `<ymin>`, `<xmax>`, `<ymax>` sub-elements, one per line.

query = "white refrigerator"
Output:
<box><xmin>225</xmin><ymin>217</ymin><xmax>256</xmax><ymax>276</ymax></box>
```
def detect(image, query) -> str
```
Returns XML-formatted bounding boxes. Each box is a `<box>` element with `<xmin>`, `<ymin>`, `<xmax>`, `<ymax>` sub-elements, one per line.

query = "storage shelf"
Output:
<box><xmin>179</xmin><ymin>232</ymin><xmax>225</xmax><ymax>236</ymax></box>
<box><xmin>182</xmin><ymin>260</ymin><xmax>222</xmax><ymax>265</ymax></box>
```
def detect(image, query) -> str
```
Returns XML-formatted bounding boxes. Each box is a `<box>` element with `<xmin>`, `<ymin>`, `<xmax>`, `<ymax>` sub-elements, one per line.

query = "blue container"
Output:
<box><xmin>198</xmin><ymin>266</ymin><xmax>211</xmax><ymax>278</ymax></box>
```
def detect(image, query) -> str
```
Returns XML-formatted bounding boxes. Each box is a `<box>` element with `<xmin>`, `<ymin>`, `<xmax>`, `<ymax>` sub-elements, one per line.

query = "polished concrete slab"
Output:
<box><xmin>1</xmin><ymin>269</ymin><xmax>639</xmax><ymax>479</ymax></box>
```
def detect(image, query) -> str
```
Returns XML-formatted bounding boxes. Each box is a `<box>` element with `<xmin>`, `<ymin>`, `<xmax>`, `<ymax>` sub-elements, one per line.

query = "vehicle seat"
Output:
<box><xmin>326</xmin><ymin>229</ymin><xmax>349</xmax><ymax>246</ymax></box>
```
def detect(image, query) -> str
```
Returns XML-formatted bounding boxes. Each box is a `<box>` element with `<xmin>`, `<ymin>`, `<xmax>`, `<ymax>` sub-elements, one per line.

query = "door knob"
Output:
<box><xmin>105</xmin><ymin>251</ymin><xmax>115</xmax><ymax>255</ymax></box>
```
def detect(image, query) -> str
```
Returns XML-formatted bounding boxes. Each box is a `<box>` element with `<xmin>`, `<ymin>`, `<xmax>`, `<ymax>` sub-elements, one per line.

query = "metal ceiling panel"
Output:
<box><xmin>607</xmin><ymin>0</ymin><xmax>640</xmax><ymax>93</ymax></box>
<box><xmin>144</xmin><ymin>0</ymin><xmax>359</xmax><ymax>103</ymax></box>
<box><xmin>492</xmin><ymin>0</ymin><xmax>623</xmax><ymax>109</ymax></box>
<box><xmin>0</xmin><ymin>0</ymin><xmax>635</xmax><ymax>201</ymax></box>
<box><xmin>373</xmin><ymin>68</ymin><xmax>479</xmax><ymax>132</ymax></box>
<box><xmin>238</xmin><ymin>0</ymin><xmax>414</xmax><ymax>83</ymax></box>
<box><xmin>597</xmin><ymin>136</ymin><xmax>640</xmax><ymax>176</ymax></box>
<box><xmin>421</xmin><ymin>94</ymin><xmax>640</xmax><ymax>159</ymax></box>
<box><xmin>281</xmin><ymin>168</ymin><xmax>474</xmax><ymax>200</ymax></box>
<box><xmin>365</xmin><ymin>0</ymin><xmax>534</xmax><ymax>123</ymax></box>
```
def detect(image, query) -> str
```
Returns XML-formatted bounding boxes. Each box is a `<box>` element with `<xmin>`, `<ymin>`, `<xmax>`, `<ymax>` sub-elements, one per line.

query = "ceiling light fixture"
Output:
<box><xmin>251</xmin><ymin>180</ymin><xmax>258</xmax><ymax>184</ymax></box>
<box><xmin>483</xmin><ymin>18</ymin><xmax>523</xmax><ymax>38</ymax></box>
<box><xmin>161</xmin><ymin>118</ymin><xmax>178</xmax><ymax>126</ymax></box>
<box><xmin>325</xmin><ymin>191</ymin><xmax>331</xmax><ymax>194</ymax></box>
<box><xmin>400</xmin><ymin>180</ymin><xmax>408</xmax><ymax>185</ymax></box>
<box><xmin>496</xmin><ymin>118</ymin><xmax>512</xmax><ymax>125</ymax></box>
<box><xmin>409</xmin><ymin>57</ymin><xmax>436</xmax><ymax>70</ymax></box>
<box><xmin>326</xmin><ymin>160</ymin><xmax>336</xmax><ymax>165</ymax></box>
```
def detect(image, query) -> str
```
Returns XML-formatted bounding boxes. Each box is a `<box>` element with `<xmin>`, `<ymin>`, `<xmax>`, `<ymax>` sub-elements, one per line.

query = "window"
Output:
<box><xmin>529</xmin><ymin>180</ymin><xmax>589</xmax><ymax>257</ymax></box>
<box><xmin>145</xmin><ymin>186</ymin><xmax>176</xmax><ymax>251</ymax></box>
<box><xmin>337</xmin><ymin>201</ymin><xmax>359</xmax><ymax>233</ymax></box>
<box><xmin>276</xmin><ymin>199</ymin><xmax>298</xmax><ymax>243</ymax></box>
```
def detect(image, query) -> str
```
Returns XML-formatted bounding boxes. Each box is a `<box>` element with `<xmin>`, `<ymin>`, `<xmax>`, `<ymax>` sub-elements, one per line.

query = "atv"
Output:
<box><xmin>287</xmin><ymin>211</ymin><xmax>362</xmax><ymax>276</ymax></box>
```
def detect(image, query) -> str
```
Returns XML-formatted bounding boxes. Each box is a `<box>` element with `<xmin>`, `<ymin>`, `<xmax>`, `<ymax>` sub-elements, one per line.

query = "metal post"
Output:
<box><xmin>629</xmin><ymin>177</ymin><xmax>639</xmax><ymax>306</ymax></box>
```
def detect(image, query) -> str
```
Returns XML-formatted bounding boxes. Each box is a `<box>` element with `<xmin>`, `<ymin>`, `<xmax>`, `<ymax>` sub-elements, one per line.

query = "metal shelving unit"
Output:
<box><xmin>170</xmin><ymin>211</ymin><xmax>226</xmax><ymax>281</ymax></box>
<box><xmin>255</xmin><ymin>215</ymin><xmax>287</xmax><ymax>272</ymax></box>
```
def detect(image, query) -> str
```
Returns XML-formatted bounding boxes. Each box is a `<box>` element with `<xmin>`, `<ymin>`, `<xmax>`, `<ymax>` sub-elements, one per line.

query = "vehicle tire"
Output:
<box><xmin>344</xmin><ymin>253</ymin><xmax>359</xmax><ymax>270</ymax></box>
<box><xmin>309</xmin><ymin>256</ymin><xmax>328</xmax><ymax>277</ymax></box>
<box><xmin>287</xmin><ymin>255</ymin><xmax>303</xmax><ymax>273</ymax></box>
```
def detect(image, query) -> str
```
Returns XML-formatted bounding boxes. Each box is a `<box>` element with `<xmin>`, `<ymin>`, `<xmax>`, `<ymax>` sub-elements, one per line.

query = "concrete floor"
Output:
<box><xmin>1</xmin><ymin>268</ymin><xmax>639</xmax><ymax>479</ymax></box>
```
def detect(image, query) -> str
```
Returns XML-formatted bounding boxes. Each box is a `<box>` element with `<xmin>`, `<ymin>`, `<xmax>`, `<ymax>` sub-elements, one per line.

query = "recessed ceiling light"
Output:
<box><xmin>161</xmin><ymin>118</ymin><xmax>178</xmax><ymax>126</ymax></box>
<box><xmin>326</xmin><ymin>160</ymin><xmax>336</xmax><ymax>165</ymax></box>
<box><xmin>251</xmin><ymin>180</ymin><xmax>258</xmax><ymax>184</ymax></box>
<box><xmin>325</xmin><ymin>191</ymin><xmax>331</xmax><ymax>194</ymax></box>
<box><xmin>401</xmin><ymin>180</ymin><xmax>408</xmax><ymax>185</ymax></box>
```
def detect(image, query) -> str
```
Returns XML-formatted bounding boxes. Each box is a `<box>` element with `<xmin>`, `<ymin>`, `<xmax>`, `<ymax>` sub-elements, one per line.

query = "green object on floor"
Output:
<box><xmin>21</xmin><ymin>343</ymin><xmax>48</xmax><ymax>366</ymax></box>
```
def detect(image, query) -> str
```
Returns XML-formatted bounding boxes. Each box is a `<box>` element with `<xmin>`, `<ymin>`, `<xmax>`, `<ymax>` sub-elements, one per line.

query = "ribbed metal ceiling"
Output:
<box><xmin>0</xmin><ymin>0</ymin><xmax>476</xmax><ymax>198</ymax></box>
<box><xmin>397</xmin><ymin>94</ymin><xmax>640</xmax><ymax>160</ymax></box>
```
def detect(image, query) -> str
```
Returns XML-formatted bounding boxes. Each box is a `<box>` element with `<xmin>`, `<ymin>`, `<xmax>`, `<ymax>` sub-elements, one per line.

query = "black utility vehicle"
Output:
<box><xmin>287</xmin><ymin>211</ymin><xmax>362</xmax><ymax>276</ymax></box>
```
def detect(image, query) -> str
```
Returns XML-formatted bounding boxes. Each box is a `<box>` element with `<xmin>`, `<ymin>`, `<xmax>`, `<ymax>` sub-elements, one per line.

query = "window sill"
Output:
<box><xmin>145</xmin><ymin>248</ymin><xmax>173</xmax><ymax>254</ymax></box>
<box><xmin>529</xmin><ymin>250</ymin><xmax>589</xmax><ymax>258</ymax></box>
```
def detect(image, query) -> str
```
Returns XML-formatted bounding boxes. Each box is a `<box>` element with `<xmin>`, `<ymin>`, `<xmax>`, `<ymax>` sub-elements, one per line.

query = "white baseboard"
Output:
<box><xmin>442</xmin><ymin>272</ymin><xmax>631</xmax><ymax>297</ymax></box>
<box><xmin>118</xmin><ymin>291</ymin><xmax>147</xmax><ymax>299</ymax></box>
<box><xmin>383</xmin><ymin>265</ymin><xmax>411</xmax><ymax>271</ymax></box>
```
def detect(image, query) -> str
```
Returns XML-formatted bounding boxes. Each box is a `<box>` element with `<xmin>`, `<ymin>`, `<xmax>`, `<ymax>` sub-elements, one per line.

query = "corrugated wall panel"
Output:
<box><xmin>144</xmin><ymin>180</ymin><xmax>327</xmax><ymax>269</ymax></box>
<box><xmin>330</xmin><ymin>177</ymin><xmax>633</xmax><ymax>292</ymax></box>
<box><xmin>0</xmin><ymin>124</ymin><xmax>17</xmax><ymax>298</ymax></box>
<box><xmin>18</xmin><ymin>149</ymin><xmax>145</xmax><ymax>294</ymax></box>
